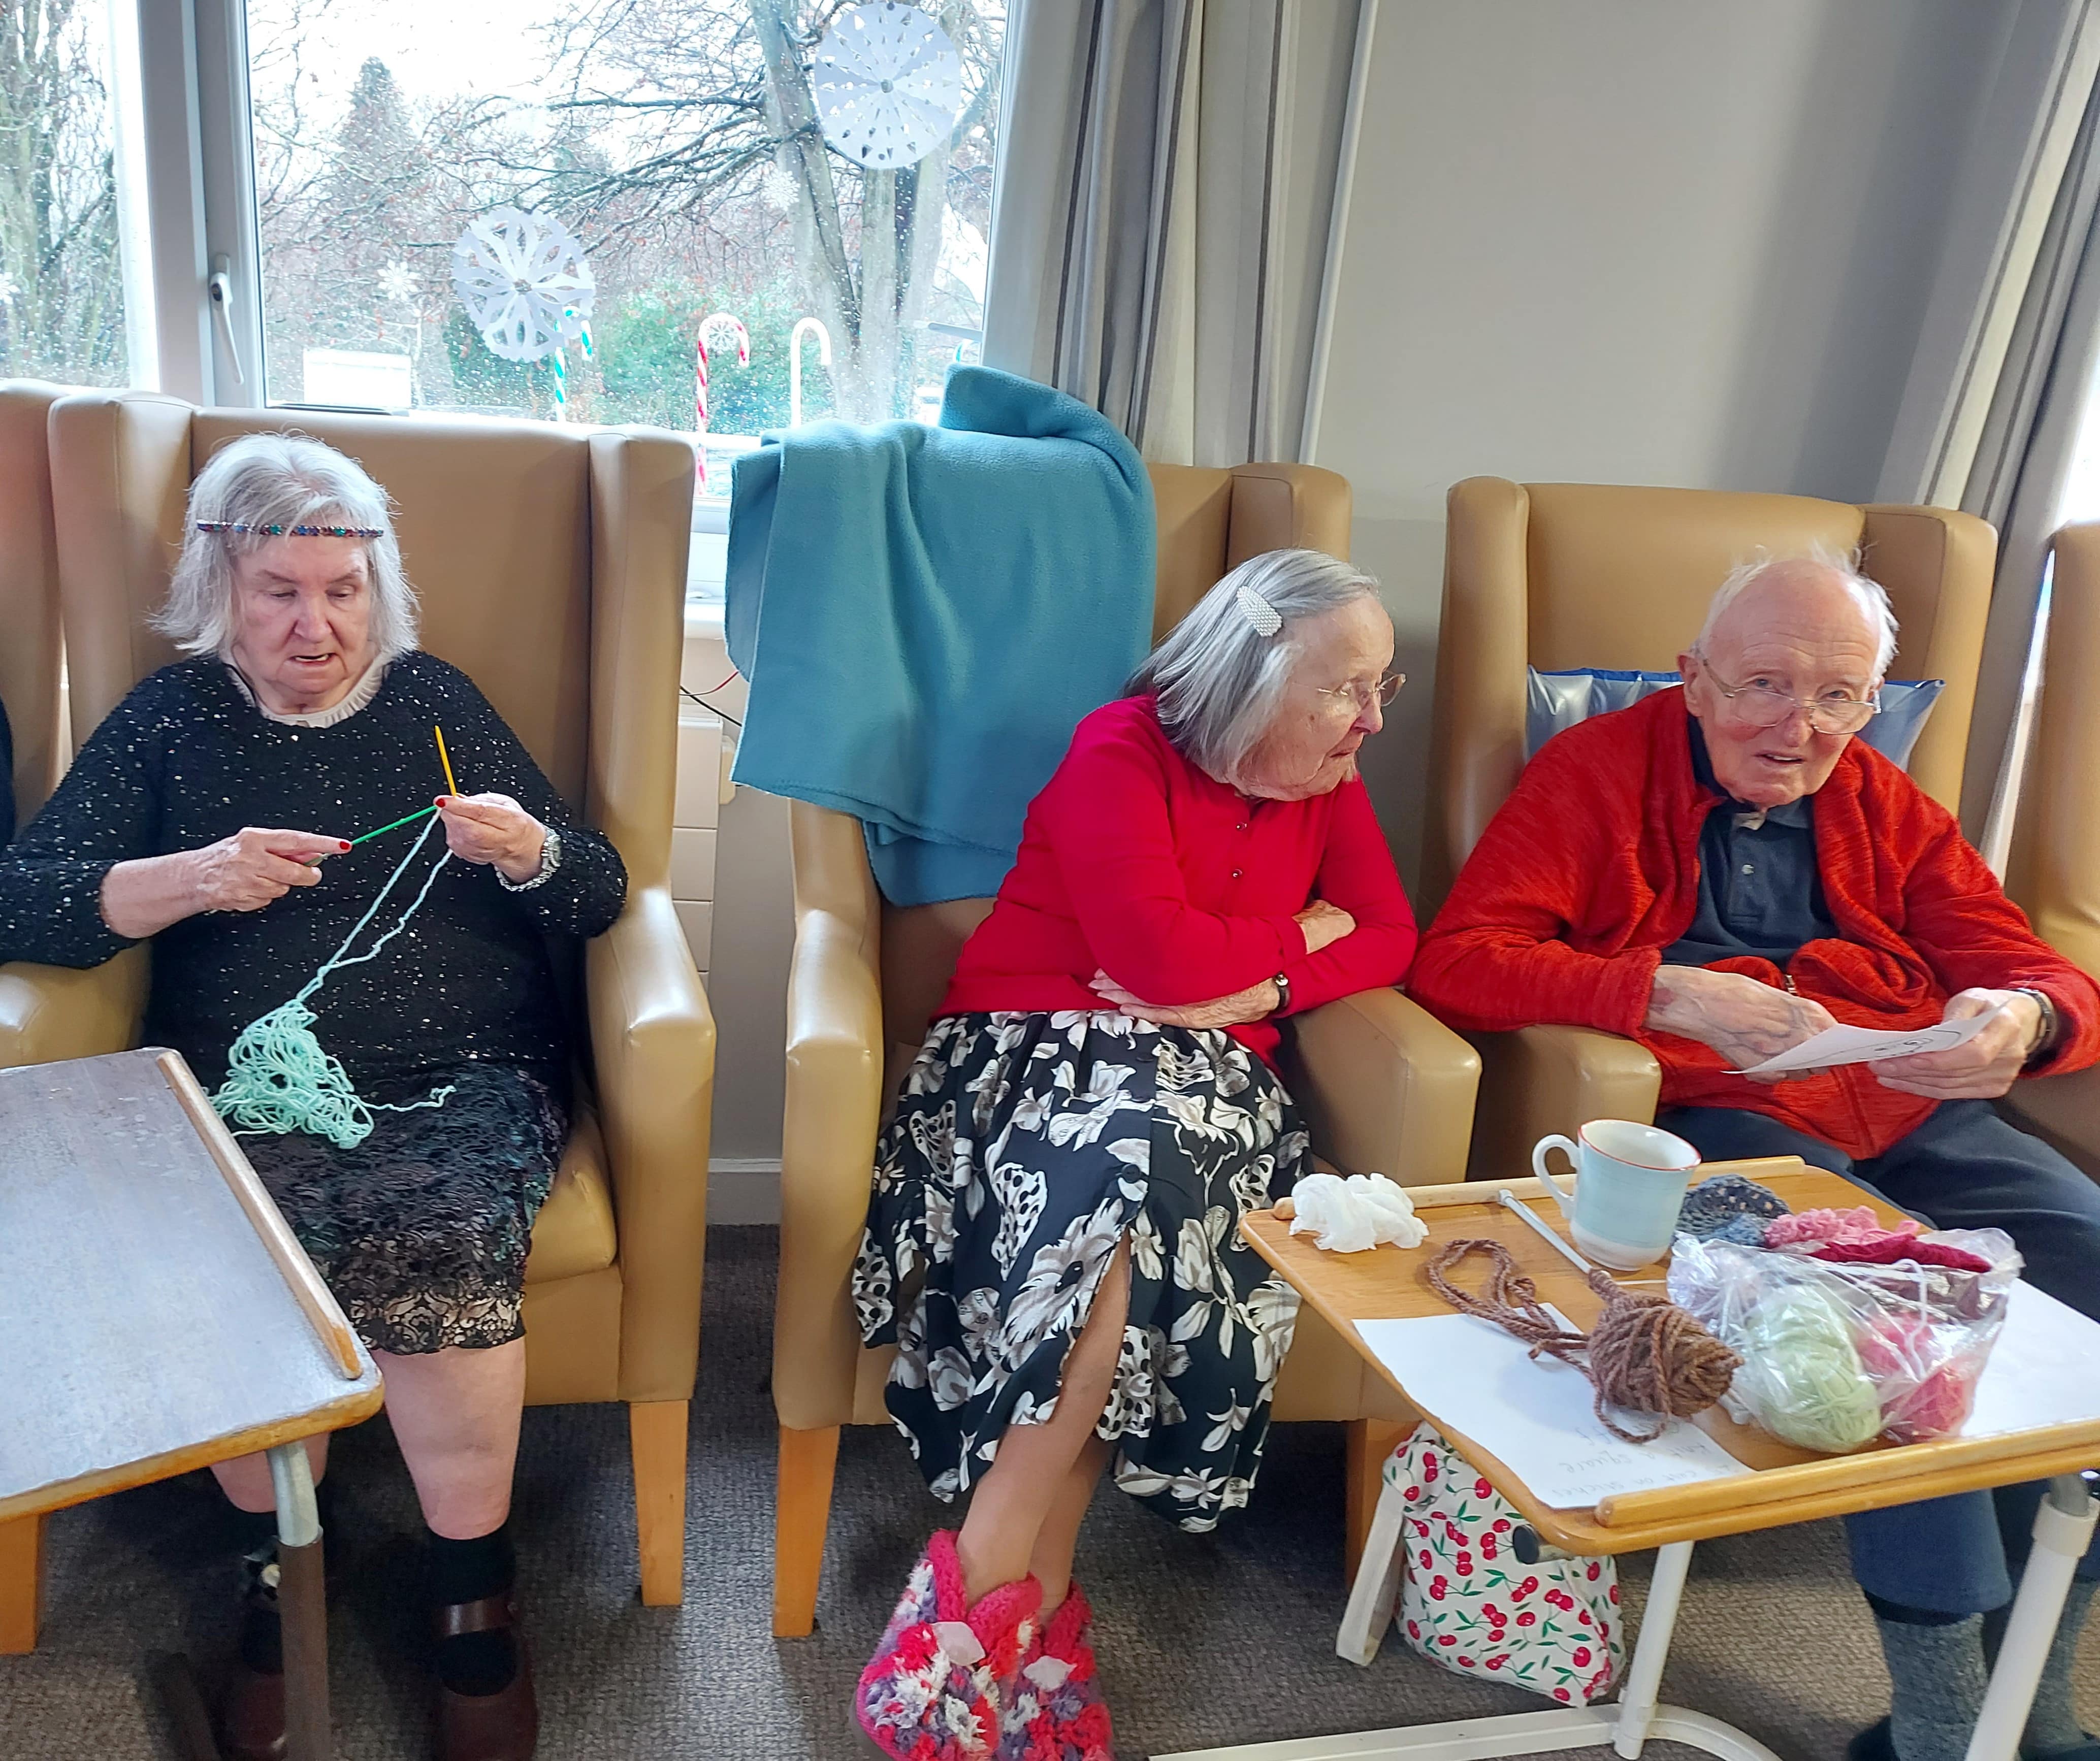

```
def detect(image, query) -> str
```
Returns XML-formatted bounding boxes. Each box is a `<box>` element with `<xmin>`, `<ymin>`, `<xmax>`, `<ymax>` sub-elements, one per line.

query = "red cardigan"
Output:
<box><xmin>943</xmin><ymin>695</ymin><xmax>1418</xmax><ymax>1063</ymax></box>
<box><xmin>1409</xmin><ymin>690</ymin><xmax>2099</xmax><ymax>1157</ymax></box>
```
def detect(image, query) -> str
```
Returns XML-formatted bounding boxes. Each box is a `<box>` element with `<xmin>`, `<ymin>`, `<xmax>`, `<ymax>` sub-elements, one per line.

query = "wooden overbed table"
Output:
<box><xmin>0</xmin><ymin>1048</ymin><xmax>385</xmax><ymax>1761</ymax></box>
<box><xmin>1155</xmin><ymin>1158</ymin><xmax>2100</xmax><ymax>1761</ymax></box>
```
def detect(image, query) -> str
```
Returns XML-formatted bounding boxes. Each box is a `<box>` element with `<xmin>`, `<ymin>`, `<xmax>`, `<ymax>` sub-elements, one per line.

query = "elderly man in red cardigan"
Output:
<box><xmin>1411</xmin><ymin>554</ymin><xmax>2100</xmax><ymax>1761</ymax></box>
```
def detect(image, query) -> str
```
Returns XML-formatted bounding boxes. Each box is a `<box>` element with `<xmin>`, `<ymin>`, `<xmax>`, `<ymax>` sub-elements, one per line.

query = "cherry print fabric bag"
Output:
<box><xmin>1387</xmin><ymin>1422</ymin><xmax>1623</xmax><ymax>1706</ymax></box>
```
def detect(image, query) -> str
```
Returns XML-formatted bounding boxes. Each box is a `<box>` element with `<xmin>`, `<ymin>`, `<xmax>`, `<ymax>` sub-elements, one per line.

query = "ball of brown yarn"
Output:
<box><xmin>1426</xmin><ymin>1238</ymin><xmax>1740</xmax><ymax>1444</ymax></box>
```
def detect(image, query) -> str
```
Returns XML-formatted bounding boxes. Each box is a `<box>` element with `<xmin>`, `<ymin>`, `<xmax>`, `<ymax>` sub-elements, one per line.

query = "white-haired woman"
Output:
<box><xmin>0</xmin><ymin>432</ymin><xmax>623</xmax><ymax>1761</ymax></box>
<box><xmin>851</xmin><ymin>549</ymin><xmax>1416</xmax><ymax>1760</ymax></box>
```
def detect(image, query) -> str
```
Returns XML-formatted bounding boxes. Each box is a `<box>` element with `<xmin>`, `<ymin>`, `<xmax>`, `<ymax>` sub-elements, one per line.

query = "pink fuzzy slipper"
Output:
<box><xmin>856</xmin><ymin>1532</ymin><xmax>1042</xmax><ymax>1760</ymax></box>
<box><xmin>999</xmin><ymin>1582</ymin><xmax>1114</xmax><ymax>1760</ymax></box>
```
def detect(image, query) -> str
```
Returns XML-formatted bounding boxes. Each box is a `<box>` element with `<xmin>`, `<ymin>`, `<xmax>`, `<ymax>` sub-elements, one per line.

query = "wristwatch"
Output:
<box><xmin>1272</xmin><ymin>971</ymin><xmax>1292</xmax><ymax>1016</ymax></box>
<box><xmin>2013</xmin><ymin>988</ymin><xmax>2060</xmax><ymax>1064</ymax></box>
<box><xmin>498</xmin><ymin>824</ymin><xmax>564</xmax><ymax>893</ymax></box>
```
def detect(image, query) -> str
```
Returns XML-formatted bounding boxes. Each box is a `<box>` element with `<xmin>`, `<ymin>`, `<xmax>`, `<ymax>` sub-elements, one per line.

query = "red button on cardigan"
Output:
<box><xmin>942</xmin><ymin>696</ymin><xmax>1418</xmax><ymax>1064</ymax></box>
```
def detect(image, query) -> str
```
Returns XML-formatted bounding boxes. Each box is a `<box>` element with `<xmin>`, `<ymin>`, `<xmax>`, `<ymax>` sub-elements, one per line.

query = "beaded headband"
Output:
<box><xmin>194</xmin><ymin>521</ymin><xmax>384</xmax><ymax>539</ymax></box>
<box><xmin>1236</xmin><ymin>581</ymin><xmax>1283</xmax><ymax>637</ymax></box>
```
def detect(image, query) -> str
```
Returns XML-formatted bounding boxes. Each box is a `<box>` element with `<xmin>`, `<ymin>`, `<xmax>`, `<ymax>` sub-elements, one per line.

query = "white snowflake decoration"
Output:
<box><xmin>762</xmin><ymin>161</ymin><xmax>799</xmax><ymax>213</ymax></box>
<box><xmin>449</xmin><ymin>206</ymin><xmax>595</xmax><ymax>363</ymax></box>
<box><xmin>813</xmin><ymin>3</ymin><xmax>964</xmax><ymax>169</ymax></box>
<box><xmin>375</xmin><ymin>260</ymin><xmax>418</xmax><ymax>304</ymax></box>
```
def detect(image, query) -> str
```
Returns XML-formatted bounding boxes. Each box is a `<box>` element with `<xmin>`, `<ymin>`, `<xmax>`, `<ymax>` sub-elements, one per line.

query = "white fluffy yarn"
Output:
<box><xmin>1287</xmin><ymin>1171</ymin><xmax>1428</xmax><ymax>1253</ymax></box>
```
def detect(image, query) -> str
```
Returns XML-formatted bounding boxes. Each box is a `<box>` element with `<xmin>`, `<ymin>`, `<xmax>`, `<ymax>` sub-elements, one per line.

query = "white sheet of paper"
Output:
<box><xmin>1732</xmin><ymin>1012</ymin><xmax>1991</xmax><ymax>1075</ymax></box>
<box><xmin>1352</xmin><ymin>1311</ymin><xmax>1750</xmax><ymax>1508</ymax></box>
<box><xmin>1961</xmin><ymin>1281</ymin><xmax>2100</xmax><ymax>1436</ymax></box>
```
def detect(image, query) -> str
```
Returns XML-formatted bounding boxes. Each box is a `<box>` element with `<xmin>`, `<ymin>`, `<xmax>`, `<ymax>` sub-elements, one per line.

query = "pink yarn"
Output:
<box><xmin>1764</xmin><ymin>1205</ymin><xmax>1922</xmax><ymax>1249</ymax></box>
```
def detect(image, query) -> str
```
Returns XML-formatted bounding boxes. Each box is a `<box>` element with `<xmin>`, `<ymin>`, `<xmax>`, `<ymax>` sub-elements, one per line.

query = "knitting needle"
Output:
<box><xmin>1497</xmin><ymin>1187</ymin><xmax>1597</xmax><ymax>1274</ymax></box>
<box><xmin>434</xmin><ymin>725</ymin><xmax>460</xmax><ymax>799</ymax></box>
<box><xmin>307</xmin><ymin>803</ymin><xmax>439</xmax><ymax>867</ymax></box>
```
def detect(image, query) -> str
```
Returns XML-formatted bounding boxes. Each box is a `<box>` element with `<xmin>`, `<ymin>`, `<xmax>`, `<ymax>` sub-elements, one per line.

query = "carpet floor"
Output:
<box><xmin>2</xmin><ymin>1225</ymin><xmax>2090</xmax><ymax>1760</ymax></box>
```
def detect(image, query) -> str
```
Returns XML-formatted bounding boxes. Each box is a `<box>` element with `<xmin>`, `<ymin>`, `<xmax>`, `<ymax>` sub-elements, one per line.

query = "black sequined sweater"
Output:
<box><xmin>0</xmin><ymin>653</ymin><xmax>626</xmax><ymax>1089</ymax></box>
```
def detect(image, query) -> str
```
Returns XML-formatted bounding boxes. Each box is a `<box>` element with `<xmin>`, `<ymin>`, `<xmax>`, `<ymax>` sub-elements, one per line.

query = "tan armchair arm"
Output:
<box><xmin>2000</xmin><ymin>1065</ymin><xmax>2100</xmax><ymax>1180</ymax></box>
<box><xmin>773</xmin><ymin>802</ymin><xmax>887</xmax><ymax>1432</ymax></box>
<box><xmin>1282</xmin><ymin>988</ymin><xmax>1480</xmax><ymax>1186</ymax></box>
<box><xmin>0</xmin><ymin>947</ymin><xmax>148</xmax><ymax>1069</ymax></box>
<box><xmin>587</xmin><ymin>886</ymin><xmax>716</xmax><ymax>1405</ymax></box>
<box><xmin>1469</xmin><ymin>1024</ymin><xmax>1663</xmax><ymax>1180</ymax></box>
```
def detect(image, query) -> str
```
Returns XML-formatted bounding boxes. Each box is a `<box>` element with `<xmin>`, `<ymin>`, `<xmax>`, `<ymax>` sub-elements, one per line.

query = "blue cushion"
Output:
<box><xmin>1525</xmin><ymin>668</ymin><xmax>1944</xmax><ymax>772</ymax></box>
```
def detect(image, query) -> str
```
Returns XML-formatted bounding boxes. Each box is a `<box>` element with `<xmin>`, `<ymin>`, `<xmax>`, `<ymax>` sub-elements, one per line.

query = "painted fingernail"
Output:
<box><xmin>338</xmin><ymin>840</ymin><xmax>351</xmax><ymax>851</ymax></box>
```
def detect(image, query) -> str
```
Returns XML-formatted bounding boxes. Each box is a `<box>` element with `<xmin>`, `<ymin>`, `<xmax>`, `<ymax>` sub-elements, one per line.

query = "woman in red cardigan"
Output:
<box><xmin>850</xmin><ymin>549</ymin><xmax>1416</xmax><ymax>1760</ymax></box>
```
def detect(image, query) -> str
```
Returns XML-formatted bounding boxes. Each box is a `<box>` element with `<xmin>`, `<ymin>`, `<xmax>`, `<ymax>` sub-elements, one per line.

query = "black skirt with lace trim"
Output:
<box><xmin>240</xmin><ymin>1061</ymin><xmax>566</xmax><ymax>1355</ymax></box>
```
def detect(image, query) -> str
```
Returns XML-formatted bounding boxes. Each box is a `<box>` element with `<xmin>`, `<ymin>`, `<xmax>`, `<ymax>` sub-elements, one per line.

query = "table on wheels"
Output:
<box><xmin>1156</xmin><ymin>1158</ymin><xmax>2100</xmax><ymax>1761</ymax></box>
<box><xmin>0</xmin><ymin>1048</ymin><xmax>385</xmax><ymax>1761</ymax></box>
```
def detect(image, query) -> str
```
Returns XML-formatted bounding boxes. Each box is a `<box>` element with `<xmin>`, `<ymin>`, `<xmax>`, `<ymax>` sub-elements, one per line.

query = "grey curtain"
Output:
<box><xmin>982</xmin><ymin>0</ymin><xmax>1363</xmax><ymax>466</ymax></box>
<box><xmin>1959</xmin><ymin>75</ymin><xmax>2100</xmax><ymax>864</ymax></box>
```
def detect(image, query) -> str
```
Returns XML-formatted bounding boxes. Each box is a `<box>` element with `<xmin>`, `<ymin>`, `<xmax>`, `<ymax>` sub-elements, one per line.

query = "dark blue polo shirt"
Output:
<box><xmin>1662</xmin><ymin>720</ymin><xmax>1835</xmax><ymax>967</ymax></box>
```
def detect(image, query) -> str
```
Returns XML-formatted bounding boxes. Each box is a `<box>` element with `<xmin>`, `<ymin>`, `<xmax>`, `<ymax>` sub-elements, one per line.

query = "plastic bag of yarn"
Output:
<box><xmin>1667</xmin><ymin>1229</ymin><xmax>2020</xmax><ymax>1451</ymax></box>
<box><xmin>1386</xmin><ymin>1423</ymin><xmax>1623</xmax><ymax>1706</ymax></box>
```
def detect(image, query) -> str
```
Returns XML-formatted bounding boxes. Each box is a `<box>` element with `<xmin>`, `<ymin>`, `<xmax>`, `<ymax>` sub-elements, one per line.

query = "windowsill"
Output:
<box><xmin>686</xmin><ymin>600</ymin><xmax>726</xmax><ymax>640</ymax></box>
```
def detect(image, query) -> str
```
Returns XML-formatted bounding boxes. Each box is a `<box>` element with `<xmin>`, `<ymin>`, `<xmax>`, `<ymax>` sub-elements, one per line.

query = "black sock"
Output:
<box><xmin>427</xmin><ymin>1524</ymin><xmax>518</xmax><ymax>1697</ymax></box>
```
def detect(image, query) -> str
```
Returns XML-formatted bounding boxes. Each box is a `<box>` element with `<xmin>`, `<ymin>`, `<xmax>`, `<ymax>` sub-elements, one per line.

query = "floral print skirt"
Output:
<box><xmin>855</xmin><ymin>1010</ymin><xmax>1311</xmax><ymax>1532</ymax></box>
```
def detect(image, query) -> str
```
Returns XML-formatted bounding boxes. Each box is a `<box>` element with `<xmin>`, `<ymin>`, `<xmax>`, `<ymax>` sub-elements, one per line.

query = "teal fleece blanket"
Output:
<box><xmin>724</xmin><ymin>367</ymin><xmax>1155</xmax><ymax>905</ymax></box>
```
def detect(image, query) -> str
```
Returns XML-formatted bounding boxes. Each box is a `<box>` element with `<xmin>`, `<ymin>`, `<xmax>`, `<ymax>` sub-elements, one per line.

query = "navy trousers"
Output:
<box><xmin>1655</xmin><ymin>1098</ymin><xmax>2100</xmax><ymax>1613</ymax></box>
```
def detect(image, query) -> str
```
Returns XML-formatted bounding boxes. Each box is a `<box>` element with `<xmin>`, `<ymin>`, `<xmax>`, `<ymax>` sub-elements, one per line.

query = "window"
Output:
<box><xmin>240</xmin><ymin>0</ymin><xmax>1004</xmax><ymax>490</ymax></box>
<box><xmin>0</xmin><ymin>0</ymin><xmax>139</xmax><ymax>385</ymax></box>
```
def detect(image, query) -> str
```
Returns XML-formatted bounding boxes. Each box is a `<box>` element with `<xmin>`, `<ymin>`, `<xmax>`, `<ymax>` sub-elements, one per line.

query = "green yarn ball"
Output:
<box><xmin>1734</xmin><ymin>1284</ymin><xmax>1883</xmax><ymax>1453</ymax></box>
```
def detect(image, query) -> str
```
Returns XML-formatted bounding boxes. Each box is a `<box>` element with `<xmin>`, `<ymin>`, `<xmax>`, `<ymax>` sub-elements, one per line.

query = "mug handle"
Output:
<box><xmin>1531</xmin><ymin>1134</ymin><xmax>1579</xmax><ymax>1219</ymax></box>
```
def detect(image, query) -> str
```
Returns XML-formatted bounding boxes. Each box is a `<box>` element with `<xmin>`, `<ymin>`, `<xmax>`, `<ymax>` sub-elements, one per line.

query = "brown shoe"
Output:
<box><xmin>220</xmin><ymin>1657</ymin><xmax>287</xmax><ymax>1761</ymax></box>
<box><xmin>434</xmin><ymin>1593</ymin><xmax>536</xmax><ymax>1761</ymax></box>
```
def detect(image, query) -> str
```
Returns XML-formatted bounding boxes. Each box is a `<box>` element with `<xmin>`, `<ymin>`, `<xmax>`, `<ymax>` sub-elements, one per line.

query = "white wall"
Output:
<box><xmin>1319</xmin><ymin>0</ymin><xmax>2005</xmax><ymax>887</ymax></box>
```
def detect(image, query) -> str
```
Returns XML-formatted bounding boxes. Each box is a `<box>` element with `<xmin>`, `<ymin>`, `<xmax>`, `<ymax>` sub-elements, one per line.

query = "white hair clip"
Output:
<box><xmin>1236</xmin><ymin>582</ymin><xmax>1282</xmax><ymax>636</ymax></box>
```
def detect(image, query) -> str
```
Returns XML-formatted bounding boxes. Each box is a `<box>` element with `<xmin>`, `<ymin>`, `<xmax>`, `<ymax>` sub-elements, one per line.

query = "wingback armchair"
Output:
<box><xmin>0</xmin><ymin>381</ymin><xmax>68</xmax><ymax>828</ymax></box>
<box><xmin>2002</xmin><ymin>523</ymin><xmax>2100</xmax><ymax>1178</ymax></box>
<box><xmin>769</xmin><ymin>461</ymin><xmax>1482</xmax><ymax>1637</ymax></box>
<box><xmin>1428</xmin><ymin>479</ymin><xmax>1997</xmax><ymax>1179</ymax></box>
<box><xmin>0</xmin><ymin>393</ymin><xmax>714</xmax><ymax>1630</ymax></box>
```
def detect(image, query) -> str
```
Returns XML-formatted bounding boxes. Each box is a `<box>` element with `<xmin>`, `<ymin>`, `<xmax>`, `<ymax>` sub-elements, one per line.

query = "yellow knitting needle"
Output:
<box><xmin>434</xmin><ymin>725</ymin><xmax>460</xmax><ymax>798</ymax></box>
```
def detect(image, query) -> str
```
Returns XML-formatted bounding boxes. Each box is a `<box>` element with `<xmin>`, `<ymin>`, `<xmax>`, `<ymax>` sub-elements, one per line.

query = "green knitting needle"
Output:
<box><xmin>309</xmin><ymin>804</ymin><xmax>439</xmax><ymax>865</ymax></box>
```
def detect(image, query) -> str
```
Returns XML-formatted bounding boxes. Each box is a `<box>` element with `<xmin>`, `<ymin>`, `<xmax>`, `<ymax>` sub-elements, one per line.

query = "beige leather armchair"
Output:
<box><xmin>0</xmin><ymin>394</ymin><xmax>714</xmax><ymax>1621</ymax></box>
<box><xmin>769</xmin><ymin>462</ymin><xmax>1481</xmax><ymax>1637</ymax></box>
<box><xmin>2002</xmin><ymin>524</ymin><xmax>2100</xmax><ymax>1177</ymax></box>
<box><xmin>0</xmin><ymin>382</ymin><xmax>68</xmax><ymax>825</ymax></box>
<box><xmin>1428</xmin><ymin>479</ymin><xmax>1997</xmax><ymax>1179</ymax></box>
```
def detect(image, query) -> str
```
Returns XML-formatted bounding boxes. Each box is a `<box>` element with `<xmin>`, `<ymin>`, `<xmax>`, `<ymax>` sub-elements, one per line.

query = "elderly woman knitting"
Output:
<box><xmin>0</xmin><ymin>433</ymin><xmax>623</xmax><ymax>1761</ymax></box>
<box><xmin>851</xmin><ymin>548</ymin><xmax>1417</xmax><ymax>1759</ymax></box>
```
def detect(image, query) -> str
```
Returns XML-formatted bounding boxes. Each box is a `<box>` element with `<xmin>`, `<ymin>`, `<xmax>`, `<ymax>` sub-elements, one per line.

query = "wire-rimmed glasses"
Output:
<box><xmin>1697</xmin><ymin>658</ymin><xmax>1880</xmax><ymax>734</ymax></box>
<box><xmin>1314</xmin><ymin>672</ymin><xmax>1406</xmax><ymax>716</ymax></box>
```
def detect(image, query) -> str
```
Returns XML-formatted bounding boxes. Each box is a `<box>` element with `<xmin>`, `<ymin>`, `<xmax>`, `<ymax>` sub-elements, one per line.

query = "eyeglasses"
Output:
<box><xmin>1314</xmin><ymin>672</ymin><xmax>1406</xmax><ymax>715</ymax></box>
<box><xmin>1696</xmin><ymin>657</ymin><xmax>1880</xmax><ymax>734</ymax></box>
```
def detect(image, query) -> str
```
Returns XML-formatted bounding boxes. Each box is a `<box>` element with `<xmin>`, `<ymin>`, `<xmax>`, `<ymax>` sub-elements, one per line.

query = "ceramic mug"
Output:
<box><xmin>1530</xmin><ymin>1119</ymin><xmax>1702</xmax><ymax>1269</ymax></box>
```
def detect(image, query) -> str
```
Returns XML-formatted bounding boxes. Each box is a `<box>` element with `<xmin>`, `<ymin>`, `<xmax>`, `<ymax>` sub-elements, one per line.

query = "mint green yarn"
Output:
<box><xmin>212</xmin><ymin>813</ymin><xmax>457</xmax><ymax>1149</ymax></box>
<box><xmin>1735</xmin><ymin>1283</ymin><xmax>1884</xmax><ymax>1452</ymax></box>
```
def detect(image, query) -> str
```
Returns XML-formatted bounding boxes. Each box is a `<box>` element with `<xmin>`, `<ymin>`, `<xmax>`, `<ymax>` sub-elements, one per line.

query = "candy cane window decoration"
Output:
<box><xmin>813</xmin><ymin>3</ymin><xmax>965</xmax><ymax>168</ymax></box>
<box><xmin>694</xmin><ymin>312</ymin><xmax>750</xmax><ymax>485</ymax></box>
<box><xmin>450</xmin><ymin>206</ymin><xmax>595</xmax><ymax>364</ymax></box>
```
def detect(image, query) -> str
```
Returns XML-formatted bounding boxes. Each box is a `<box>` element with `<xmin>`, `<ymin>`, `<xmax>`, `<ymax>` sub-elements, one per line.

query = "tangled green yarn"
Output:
<box><xmin>1734</xmin><ymin>1283</ymin><xmax>1884</xmax><ymax>1452</ymax></box>
<box><xmin>211</xmin><ymin>813</ymin><xmax>458</xmax><ymax>1149</ymax></box>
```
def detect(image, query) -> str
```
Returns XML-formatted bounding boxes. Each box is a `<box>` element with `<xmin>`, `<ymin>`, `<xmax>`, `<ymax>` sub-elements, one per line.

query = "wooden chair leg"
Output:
<box><xmin>774</xmin><ymin>1424</ymin><xmax>841</xmax><ymax>1638</ymax></box>
<box><xmin>1345</xmin><ymin>1418</ymin><xmax>1410</xmax><ymax>1581</ymax></box>
<box><xmin>628</xmin><ymin>1400</ymin><xmax>689</xmax><ymax>1608</ymax></box>
<box><xmin>0</xmin><ymin>1513</ymin><xmax>46</xmax><ymax>1654</ymax></box>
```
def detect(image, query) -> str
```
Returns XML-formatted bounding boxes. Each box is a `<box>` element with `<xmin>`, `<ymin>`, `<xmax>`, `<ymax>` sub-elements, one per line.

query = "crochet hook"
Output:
<box><xmin>1498</xmin><ymin>1186</ymin><xmax>1597</xmax><ymax>1274</ymax></box>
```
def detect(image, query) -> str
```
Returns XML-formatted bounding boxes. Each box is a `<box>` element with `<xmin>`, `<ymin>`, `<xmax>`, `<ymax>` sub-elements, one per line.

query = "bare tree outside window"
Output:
<box><xmin>246</xmin><ymin>0</ymin><xmax>1003</xmax><ymax>452</ymax></box>
<box><xmin>0</xmin><ymin>0</ymin><xmax>130</xmax><ymax>385</ymax></box>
